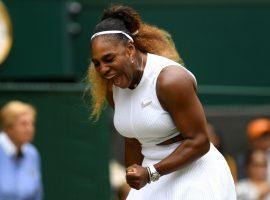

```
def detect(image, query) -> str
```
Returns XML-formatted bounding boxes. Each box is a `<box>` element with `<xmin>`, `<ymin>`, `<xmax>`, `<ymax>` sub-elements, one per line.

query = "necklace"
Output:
<box><xmin>129</xmin><ymin>55</ymin><xmax>144</xmax><ymax>89</ymax></box>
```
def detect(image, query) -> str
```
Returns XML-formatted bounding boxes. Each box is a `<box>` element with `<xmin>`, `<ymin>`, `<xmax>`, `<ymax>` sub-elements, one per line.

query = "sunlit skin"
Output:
<box><xmin>91</xmin><ymin>36</ymin><xmax>146</xmax><ymax>89</ymax></box>
<box><xmin>4</xmin><ymin>112</ymin><xmax>35</xmax><ymax>151</ymax></box>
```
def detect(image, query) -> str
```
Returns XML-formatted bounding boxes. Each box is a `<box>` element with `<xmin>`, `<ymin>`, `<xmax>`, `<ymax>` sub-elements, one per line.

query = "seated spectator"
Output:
<box><xmin>110</xmin><ymin>159</ymin><xmax>130</xmax><ymax>200</ymax></box>
<box><xmin>0</xmin><ymin>100</ymin><xmax>43</xmax><ymax>200</ymax></box>
<box><xmin>236</xmin><ymin>149</ymin><xmax>270</xmax><ymax>200</ymax></box>
<box><xmin>237</xmin><ymin>118</ymin><xmax>270</xmax><ymax>181</ymax></box>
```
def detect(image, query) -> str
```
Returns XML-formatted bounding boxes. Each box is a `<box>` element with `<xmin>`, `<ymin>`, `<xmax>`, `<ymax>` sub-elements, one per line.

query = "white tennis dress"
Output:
<box><xmin>113</xmin><ymin>53</ymin><xmax>236</xmax><ymax>200</ymax></box>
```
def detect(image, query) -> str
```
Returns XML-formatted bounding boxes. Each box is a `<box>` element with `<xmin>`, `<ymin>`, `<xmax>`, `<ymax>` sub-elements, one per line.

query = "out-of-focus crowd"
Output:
<box><xmin>208</xmin><ymin>118</ymin><xmax>270</xmax><ymax>200</ymax></box>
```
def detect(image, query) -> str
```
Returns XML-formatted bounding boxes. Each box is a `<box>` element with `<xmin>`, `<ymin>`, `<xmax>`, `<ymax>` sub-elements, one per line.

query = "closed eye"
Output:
<box><xmin>104</xmin><ymin>56</ymin><xmax>115</xmax><ymax>63</ymax></box>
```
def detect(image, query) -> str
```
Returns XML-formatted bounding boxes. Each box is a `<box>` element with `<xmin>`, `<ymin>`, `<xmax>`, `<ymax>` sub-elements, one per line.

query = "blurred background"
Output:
<box><xmin>0</xmin><ymin>0</ymin><xmax>270</xmax><ymax>199</ymax></box>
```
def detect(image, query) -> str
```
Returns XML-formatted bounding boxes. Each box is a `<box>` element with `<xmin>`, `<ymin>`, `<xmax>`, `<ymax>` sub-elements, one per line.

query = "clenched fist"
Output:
<box><xmin>126</xmin><ymin>164</ymin><xmax>150</xmax><ymax>190</ymax></box>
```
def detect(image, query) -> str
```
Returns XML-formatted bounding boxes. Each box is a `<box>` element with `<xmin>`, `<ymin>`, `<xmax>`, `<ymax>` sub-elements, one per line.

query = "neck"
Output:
<box><xmin>128</xmin><ymin>53</ymin><xmax>145</xmax><ymax>89</ymax></box>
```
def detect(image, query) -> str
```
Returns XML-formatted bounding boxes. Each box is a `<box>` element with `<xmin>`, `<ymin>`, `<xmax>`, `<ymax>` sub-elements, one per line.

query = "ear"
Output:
<box><xmin>126</xmin><ymin>40</ymin><xmax>136</xmax><ymax>57</ymax></box>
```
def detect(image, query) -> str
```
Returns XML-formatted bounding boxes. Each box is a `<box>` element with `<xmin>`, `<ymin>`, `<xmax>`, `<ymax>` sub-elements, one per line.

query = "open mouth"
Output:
<box><xmin>104</xmin><ymin>74</ymin><xmax>117</xmax><ymax>80</ymax></box>
<box><xmin>104</xmin><ymin>74</ymin><xmax>122</xmax><ymax>86</ymax></box>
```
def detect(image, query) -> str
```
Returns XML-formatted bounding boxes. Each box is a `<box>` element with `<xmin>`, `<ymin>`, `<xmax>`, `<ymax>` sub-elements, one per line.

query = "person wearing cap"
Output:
<box><xmin>88</xmin><ymin>5</ymin><xmax>236</xmax><ymax>199</ymax></box>
<box><xmin>0</xmin><ymin>100</ymin><xmax>43</xmax><ymax>200</ymax></box>
<box><xmin>247</xmin><ymin>118</ymin><xmax>270</xmax><ymax>152</ymax></box>
<box><xmin>248</xmin><ymin>118</ymin><xmax>270</xmax><ymax>182</ymax></box>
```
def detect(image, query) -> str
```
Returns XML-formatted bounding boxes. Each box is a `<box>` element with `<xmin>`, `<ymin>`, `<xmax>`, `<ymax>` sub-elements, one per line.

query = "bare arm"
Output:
<box><xmin>125</xmin><ymin>138</ymin><xmax>144</xmax><ymax>167</ymax></box>
<box><xmin>126</xmin><ymin>66</ymin><xmax>210</xmax><ymax>190</ymax></box>
<box><xmin>154</xmin><ymin>66</ymin><xmax>210</xmax><ymax>176</ymax></box>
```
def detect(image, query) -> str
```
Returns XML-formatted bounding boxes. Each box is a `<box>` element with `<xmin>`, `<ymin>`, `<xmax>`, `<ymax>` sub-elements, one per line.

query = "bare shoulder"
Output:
<box><xmin>156</xmin><ymin>66</ymin><xmax>197</xmax><ymax>110</ymax></box>
<box><xmin>157</xmin><ymin>66</ymin><xmax>196</xmax><ymax>94</ymax></box>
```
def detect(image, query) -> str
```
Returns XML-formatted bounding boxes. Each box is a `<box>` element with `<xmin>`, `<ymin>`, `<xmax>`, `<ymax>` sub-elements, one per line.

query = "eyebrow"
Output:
<box><xmin>92</xmin><ymin>53</ymin><xmax>115</xmax><ymax>63</ymax></box>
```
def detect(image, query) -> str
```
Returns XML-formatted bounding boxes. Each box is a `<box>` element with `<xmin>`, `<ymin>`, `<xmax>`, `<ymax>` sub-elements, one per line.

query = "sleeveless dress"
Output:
<box><xmin>113</xmin><ymin>53</ymin><xmax>236</xmax><ymax>200</ymax></box>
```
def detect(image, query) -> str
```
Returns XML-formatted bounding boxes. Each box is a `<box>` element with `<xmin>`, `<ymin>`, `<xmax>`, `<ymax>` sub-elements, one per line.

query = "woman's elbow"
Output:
<box><xmin>196</xmin><ymin>133</ymin><xmax>210</xmax><ymax>156</ymax></box>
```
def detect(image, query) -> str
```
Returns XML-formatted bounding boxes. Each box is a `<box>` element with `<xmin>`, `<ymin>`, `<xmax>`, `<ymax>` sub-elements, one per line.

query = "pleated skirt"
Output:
<box><xmin>127</xmin><ymin>142</ymin><xmax>236</xmax><ymax>200</ymax></box>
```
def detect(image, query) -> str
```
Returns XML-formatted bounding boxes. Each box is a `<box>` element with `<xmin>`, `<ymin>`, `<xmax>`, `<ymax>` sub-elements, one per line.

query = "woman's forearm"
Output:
<box><xmin>154</xmin><ymin>134</ymin><xmax>210</xmax><ymax>176</ymax></box>
<box><xmin>125</xmin><ymin>137</ymin><xmax>144</xmax><ymax>167</ymax></box>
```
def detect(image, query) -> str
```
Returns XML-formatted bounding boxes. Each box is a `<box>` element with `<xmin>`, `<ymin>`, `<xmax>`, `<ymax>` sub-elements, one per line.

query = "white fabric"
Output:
<box><xmin>91</xmin><ymin>30</ymin><xmax>133</xmax><ymax>42</ymax></box>
<box><xmin>129</xmin><ymin>143</ymin><xmax>236</xmax><ymax>200</ymax></box>
<box><xmin>0</xmin><ymin>132</ymin><xmax>26</xmax><ymax>156</ymax></box>
<box><xmin>236</xmin><ymin>179</ymin><xmax>270</xmax><ymax>200</ymax></box>
<box><xmin>113</xmin><ymin>53</ymin><xmax>236</xmax><ymax>199</ymax></box>
<box><xmin>113</xmin><ymin>53</ymin><xmax>195</xmax><ymax>147</ymax></box>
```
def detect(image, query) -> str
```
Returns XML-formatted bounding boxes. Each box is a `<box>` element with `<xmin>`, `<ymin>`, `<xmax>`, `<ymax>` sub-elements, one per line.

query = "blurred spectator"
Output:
<box><xmin>236</xmin><ymin>149</ymin><xmax>270</xmax><ymax>200</ymax></box>
<box><xmin>207</xmin><ymin>123</ymin><xmax>238</xmax><ymax>182</ymax></box>
<box><xmin>237</xmin><ymin>118</ymin><xmax>270</xmax><ymax>181</ymax></box>
<box><xmin>247</xmin><ymin>118</ymin><xmax>270</xmax><ymax>152</ymax></box>
<box><xmin>110</xmin><ymin>159</ymin><xmax>130</xmax><ymax>200</ymax></box>
<box><xmin>0</xmin><ymin>101</ymin><xmax>43</xmax><ymax>200</ymax></box>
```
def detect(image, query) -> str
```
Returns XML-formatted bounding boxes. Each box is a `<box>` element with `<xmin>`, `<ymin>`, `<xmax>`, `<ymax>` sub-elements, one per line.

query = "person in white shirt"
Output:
<box><xmin>0</xmin><ymin>100</ymin><xmax>43</xmax><ymax>200</ymax></box>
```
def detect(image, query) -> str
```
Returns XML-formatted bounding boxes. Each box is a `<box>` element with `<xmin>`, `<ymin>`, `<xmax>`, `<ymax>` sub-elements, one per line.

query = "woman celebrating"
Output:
<box><xmin>88</xmin><ymin>5</ymin><xmax>236</xmax><ymax>199</ymax></box>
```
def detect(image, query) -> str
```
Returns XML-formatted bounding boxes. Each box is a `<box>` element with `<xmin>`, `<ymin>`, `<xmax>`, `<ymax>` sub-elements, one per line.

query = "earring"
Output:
<box><xmin>131</xmin><ymin>58</ymin><xmax>134</xmax><ymax>63</ymax></box>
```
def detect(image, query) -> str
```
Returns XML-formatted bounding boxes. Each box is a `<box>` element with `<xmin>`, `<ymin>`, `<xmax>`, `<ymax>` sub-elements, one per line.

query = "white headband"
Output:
<box><xmin>91</xmin><ymin>30</ymin><xmax>134</xmax><ymax>42</ymax></box>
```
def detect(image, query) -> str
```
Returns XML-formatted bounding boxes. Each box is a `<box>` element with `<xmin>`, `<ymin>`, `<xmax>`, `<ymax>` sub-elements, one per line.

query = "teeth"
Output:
<box><xmin>106</xmin><ymin>74</ymin><xmax>116</xmax><ymax>80</ymax></box>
